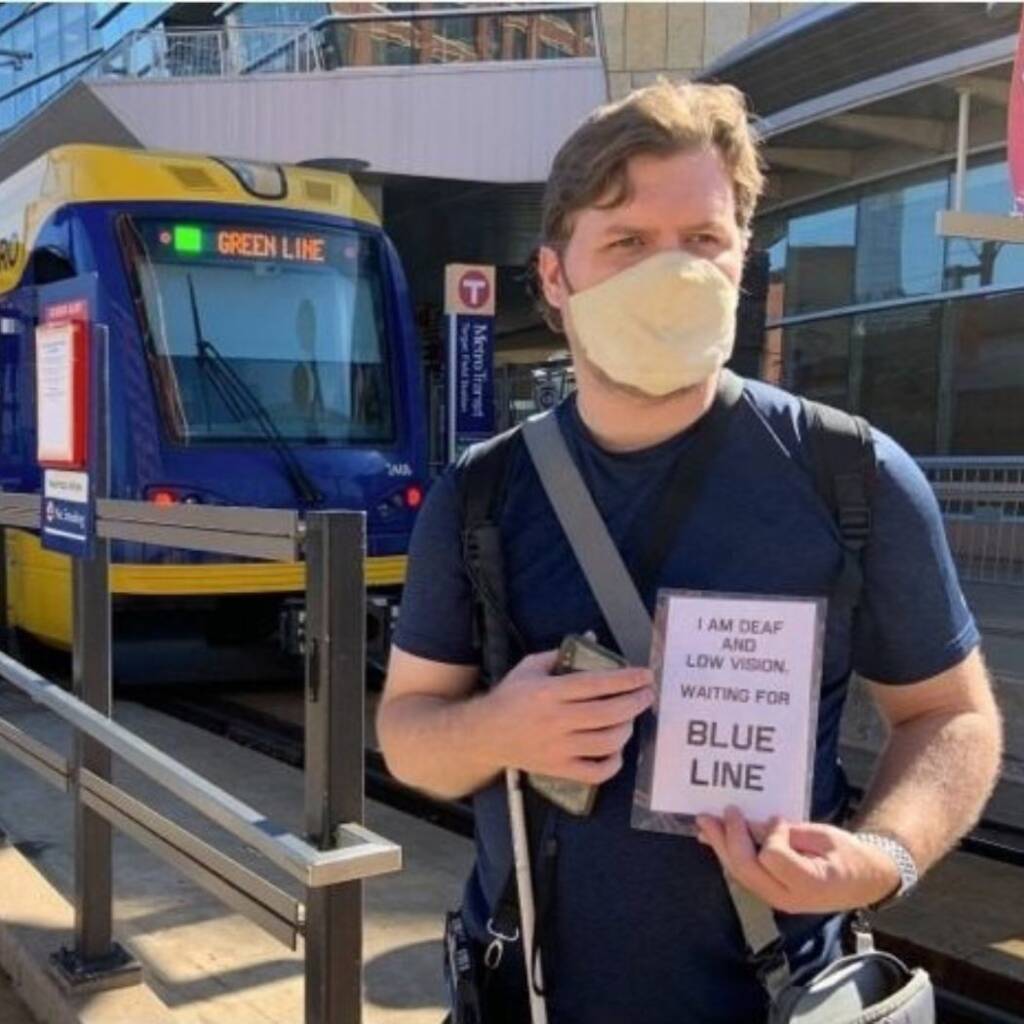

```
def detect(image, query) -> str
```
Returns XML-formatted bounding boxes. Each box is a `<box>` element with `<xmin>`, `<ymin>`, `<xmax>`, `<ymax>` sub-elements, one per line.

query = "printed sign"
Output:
<box><xmin>35</xmin><ymin>319</ymin><xmax>88</xmax><ymax>469</ymax></box>
<box><xmin>645</xmin><ymin>591</ymin><xmax>824</xmax><ymax>824</ymax></box>
<box><xmin>41</xmin><ymin>469</ymin><xmax>93</xmax><ymax>557</ymax></box>
<box><xmin>453</xmin><ymin>315</ymin><xmax>495</xmax><ymax>441</ymax></box>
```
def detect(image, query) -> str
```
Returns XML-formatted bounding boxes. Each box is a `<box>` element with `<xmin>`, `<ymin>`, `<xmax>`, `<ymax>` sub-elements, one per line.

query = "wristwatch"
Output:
<box><xmin>855</xmin><ymin>830</ymin><xmax>919</xmax><ymax>910</ymax></box>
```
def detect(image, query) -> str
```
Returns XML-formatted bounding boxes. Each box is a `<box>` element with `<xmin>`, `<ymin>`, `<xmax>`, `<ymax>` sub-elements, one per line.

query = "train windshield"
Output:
<box><xmin>121</xmin><ymin>217</ymin><xmax>394</xmax><ymax>445</ymax></box>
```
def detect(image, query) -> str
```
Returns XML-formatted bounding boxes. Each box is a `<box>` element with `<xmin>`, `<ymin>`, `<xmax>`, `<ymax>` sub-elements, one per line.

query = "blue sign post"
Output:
<box><xmin>453</xmin><ymin>314</ymin><xmax>495</xmax><ymax>445</ymax></box>
<box><xmin>445</xmin><ymin>264</ymin><xmax>496</xmax><ymax>462</ymax></box>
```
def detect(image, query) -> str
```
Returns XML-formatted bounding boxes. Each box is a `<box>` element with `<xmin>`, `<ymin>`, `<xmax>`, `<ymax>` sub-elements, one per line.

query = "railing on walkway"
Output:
<box><xmin>920</xmin><ymin>458</ymin><xmax>1024</xmax><ymax>587</ymax></box>
<box><xmin>87</xmin><ymin>4</ymin><xmax>598</xmax><ymax>80</ymax></box>
<box><xmin>0</xmin><ymin>490</ymin><xmax>398</xmax><ymax>1022</ymax></box>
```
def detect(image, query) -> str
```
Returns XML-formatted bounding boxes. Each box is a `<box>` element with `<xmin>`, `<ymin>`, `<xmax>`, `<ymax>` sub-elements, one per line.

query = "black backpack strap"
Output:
<box><xmin>457</xmin><ymin>426</ymin><xmax>526</xmax><ymax>684</ymax></box>
<box><xmin>456</xmin><ymin>426</ymin><xmax>553</xmax><ymax>981</ymax></box>
<box><xmin>800</xmin><ymin>399</ymin><xmax>877</xmax><ymax>609</ymax></box>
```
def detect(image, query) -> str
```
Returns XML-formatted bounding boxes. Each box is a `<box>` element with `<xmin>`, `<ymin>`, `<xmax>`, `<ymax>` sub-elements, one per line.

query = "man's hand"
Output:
<box><xmin>483</xmin><ymin>650</ymin><xmax>655</xmax><ymax>785</ymax></box>
<box><xmin>696</xmin><ymin>807</ymin><xmax>900</xmax><ymax>915</ymax></box>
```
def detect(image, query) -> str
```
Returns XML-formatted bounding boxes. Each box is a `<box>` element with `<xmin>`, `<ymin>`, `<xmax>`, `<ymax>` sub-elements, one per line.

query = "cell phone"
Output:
<box><xmin>527</xmin><ymin>633</ymin><xmax>628</xmax><ymax>817</ymax></box>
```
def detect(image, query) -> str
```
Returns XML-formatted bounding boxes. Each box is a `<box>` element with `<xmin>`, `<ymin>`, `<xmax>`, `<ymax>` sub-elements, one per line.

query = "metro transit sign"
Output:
<box><xmin>445</xmin><ymin>263</ymin><xmax>496</xmax><ymax>461</ymax></box>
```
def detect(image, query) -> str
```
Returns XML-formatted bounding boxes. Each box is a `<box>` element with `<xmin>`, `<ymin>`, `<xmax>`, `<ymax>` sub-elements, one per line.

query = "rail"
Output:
<box><xmin>87</xmin><ymin>4</ymin><xmax>598</xmax><ymax>80</ymax></box>
<box><xmin>920</xmin><ymin>458</ymin><xmax>1024</xmax><ymax>586</ymax></box>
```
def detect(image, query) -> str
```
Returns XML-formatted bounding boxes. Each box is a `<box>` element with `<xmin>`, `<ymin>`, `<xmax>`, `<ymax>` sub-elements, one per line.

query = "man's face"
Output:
<box><xmin>538</xmin><ymin>147</ymin><xmax>747</xmax><ymax>355</ymax></box>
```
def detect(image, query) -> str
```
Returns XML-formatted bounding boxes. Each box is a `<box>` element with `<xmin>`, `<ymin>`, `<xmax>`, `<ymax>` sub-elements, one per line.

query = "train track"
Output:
<box><xmin>139</xmin><ymin>687</ymin><xmax>1024</xmax><ymax>1024</ymax></box>
<box><xmin>133</xmin><ymin>686</ymin><xmax>475</xmax><ymax>838</ymax></box>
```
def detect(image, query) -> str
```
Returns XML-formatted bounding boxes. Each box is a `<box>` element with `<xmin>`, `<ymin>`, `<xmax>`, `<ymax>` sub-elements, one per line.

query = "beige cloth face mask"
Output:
<box><xmin>566</xmin><ymin>249</ymin><xmax>739</xmax><ymax>397</ymax></box>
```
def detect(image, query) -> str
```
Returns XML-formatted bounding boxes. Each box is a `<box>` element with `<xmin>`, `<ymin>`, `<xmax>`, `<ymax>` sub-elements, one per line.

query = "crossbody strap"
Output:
<box><xmin>521</xmin><ymin>373</ymin><xmax>791</xmax><ymax>992</ymax></box>
<box><xmin>522</xmin><ymin>413</ymin><xmax>653</xmax><ymax>666</ymax></box>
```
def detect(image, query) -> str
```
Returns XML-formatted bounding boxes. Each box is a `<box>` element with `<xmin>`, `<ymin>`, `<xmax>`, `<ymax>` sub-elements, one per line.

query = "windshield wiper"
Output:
<box><xmin>186</xmin><ymin>275</ymin><xmax>323</xmax><ymax>507</ymax></box>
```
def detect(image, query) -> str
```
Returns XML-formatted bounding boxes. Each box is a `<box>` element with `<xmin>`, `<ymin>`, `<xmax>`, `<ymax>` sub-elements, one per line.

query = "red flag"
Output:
<box><xmin>1009</xmin><ymin>8</ymin><xmax>1024</xmax><ymax>213</ymax></box>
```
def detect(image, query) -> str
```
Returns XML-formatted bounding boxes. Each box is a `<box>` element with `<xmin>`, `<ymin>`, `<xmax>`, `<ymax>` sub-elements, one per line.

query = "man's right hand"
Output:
<box><xmin>480</xmin><ymin>650</ymin><xmax>655</xmax><ymax>784</ymax></box>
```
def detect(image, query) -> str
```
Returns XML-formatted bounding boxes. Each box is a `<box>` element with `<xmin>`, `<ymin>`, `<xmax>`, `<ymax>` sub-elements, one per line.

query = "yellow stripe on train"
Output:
<box><xmin>3</xmin><ymin>529</ymin><xmax>405</xmax><ymax>648</ymax></box>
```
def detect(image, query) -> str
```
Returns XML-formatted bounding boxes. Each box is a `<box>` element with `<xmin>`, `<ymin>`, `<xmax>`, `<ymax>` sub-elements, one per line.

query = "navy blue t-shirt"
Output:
<box><xmin>395</xmin><ymin>378</ymin><xmax>978</xmax><ymax>1024</ymax></box>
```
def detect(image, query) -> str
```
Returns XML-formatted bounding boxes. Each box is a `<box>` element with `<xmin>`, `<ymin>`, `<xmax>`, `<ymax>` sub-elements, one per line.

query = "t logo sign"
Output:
<box><xmin>458</xmin><ymin>270</ymin><xmax>490</xmax><ymax>310</ymax></box>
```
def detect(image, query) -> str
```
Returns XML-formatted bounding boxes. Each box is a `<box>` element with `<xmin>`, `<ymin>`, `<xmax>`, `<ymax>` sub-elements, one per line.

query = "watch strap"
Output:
<box><xmin>856</xmin><ymin>830</ymin><xmax>919</xmax><ymax>910</ymax></box>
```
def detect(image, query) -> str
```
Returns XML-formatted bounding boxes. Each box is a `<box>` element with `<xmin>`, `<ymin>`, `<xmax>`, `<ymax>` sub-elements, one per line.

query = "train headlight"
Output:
<box><xmin>145</xmin><ymin>486</ymin><xmax>203</xmax><ymax>505</ymax></box>
<box><xmin>148</xmin><ymin>488</ymin><xmax>177</xmax><ymax>506</ymax></box>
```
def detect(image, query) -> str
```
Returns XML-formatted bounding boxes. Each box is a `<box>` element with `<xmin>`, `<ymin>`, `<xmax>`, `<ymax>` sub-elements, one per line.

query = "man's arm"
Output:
<box><xmin>376</xmin><ymin>646</ymin><xmax>498</xmax><ymax>800</ymax></box>
<box><xmin>377</xmin><ymin>644</ymin><xmax>654</xmax><ymax>802</ymax></box>
<box><xmin>851</xmin><ymin>646</ymin><xmax>1003</xmax><ymax>871</ymax></box>
<box><xmin>695</xmin><ymin>648</ymin><xmax>1003</xmax><ymax>914</ymax></box>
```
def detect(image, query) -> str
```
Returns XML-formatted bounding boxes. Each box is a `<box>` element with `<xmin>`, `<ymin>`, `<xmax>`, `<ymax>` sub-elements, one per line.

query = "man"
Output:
<box><xmin>378</xmin><ymin>81</ymin><xmax>1003</xmax><ymax>1023</ymax></box>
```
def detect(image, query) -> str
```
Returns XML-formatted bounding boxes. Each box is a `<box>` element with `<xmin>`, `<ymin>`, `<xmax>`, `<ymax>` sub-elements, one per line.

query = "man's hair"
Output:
<box><xmin>530</xmin><ymin>78</ymin><xmax>765</xmax><ymax>331</ymax></box>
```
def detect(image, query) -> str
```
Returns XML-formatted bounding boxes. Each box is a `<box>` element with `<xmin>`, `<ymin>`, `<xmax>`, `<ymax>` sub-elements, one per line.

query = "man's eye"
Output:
<box><xmin>688</xmin><ymin>233</ymin><xmax>720</xmax><ymax>246</ymax></box>
<box><xmin>610</xmin><ymin>236</ymin><xmax>643</xmax><ymax>250</ymax></box>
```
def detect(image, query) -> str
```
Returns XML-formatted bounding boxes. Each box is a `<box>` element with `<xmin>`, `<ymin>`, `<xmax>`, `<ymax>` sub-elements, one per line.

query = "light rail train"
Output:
<box><xmin>0</xmin><ymin>145</ymin><xmax>427</xmax><ymax>658</ymax></box>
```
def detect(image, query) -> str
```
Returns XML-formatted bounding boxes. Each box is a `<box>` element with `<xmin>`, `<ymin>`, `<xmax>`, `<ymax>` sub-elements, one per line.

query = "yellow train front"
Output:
<box><xmin>0</xmin><ymin>146</ymin><xmax>427</xmax><ymax>665</ymax></box>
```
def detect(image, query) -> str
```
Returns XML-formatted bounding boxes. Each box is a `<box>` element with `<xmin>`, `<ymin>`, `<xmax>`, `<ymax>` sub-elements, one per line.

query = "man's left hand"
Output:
<box><xmin>696</xmin><ymin>807</ymin><xmax>900</xmax><ymax>915</ymax></box>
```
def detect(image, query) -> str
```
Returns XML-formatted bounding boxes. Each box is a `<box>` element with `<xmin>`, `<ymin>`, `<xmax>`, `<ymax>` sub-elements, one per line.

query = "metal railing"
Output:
<box><xmin>920</xmin><ymin>458</ymin><xmax>1024</xmax><ymax>586</ymax></box>
<box><xmin>0</xmin><ymin>326</ymin><xmax>397</xmax><ymax>1021</ymax></box>
<box><xmin>0</xmin><ymin>496</ymin><xmax>396</xmax><ymax>1019</ymax></box>
<box><xmin>91</xmin><ymin>25</ymin><xmax>326</xmax><ymax>79</ymax></box>
<box><xmin>87</xmin><ymin>4</ymin><xmax>598</xmax><ymax>80</ymax></box>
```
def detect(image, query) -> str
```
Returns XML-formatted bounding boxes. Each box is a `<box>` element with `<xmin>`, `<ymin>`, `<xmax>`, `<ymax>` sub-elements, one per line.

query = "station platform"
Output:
<box><xmin>0</xmin><ymin>971</ymin><xmax>33</xmax><ymax>1024</ymax></box>
<box><xmin>0</xmin><ymin>684</ymin><xmax>472</xmax><ymax>1024</ymax></box>
<box><xmin>1</xmin><ymin>679</ymin><xmax>1023</xmax><ymax>1023</ymax></box>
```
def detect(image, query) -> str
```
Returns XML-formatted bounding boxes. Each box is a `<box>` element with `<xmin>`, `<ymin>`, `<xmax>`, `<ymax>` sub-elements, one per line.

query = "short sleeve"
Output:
<box><xmin>852</xmin><ymin>431</ymin><xmax>980</xmax><ymax>683</ymax></box>
<box><xmin>392</xmin><ymin>469</ymin><xmax>478</xmax><ymax>665</ymax></box>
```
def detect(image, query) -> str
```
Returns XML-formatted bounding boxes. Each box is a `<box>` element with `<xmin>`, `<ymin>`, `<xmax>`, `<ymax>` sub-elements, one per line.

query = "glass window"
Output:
<box><xmin>782</xmin><ymin>316</ymin><xmax>850</xmax><ymax>409</ymax></box>
<box><xmin>37</xmin><ymin>75</ymin><xmax>61</xmax><ymax>102</ymax></box>
<box><xmin>0</xmin><ymin>34</ymin><xmax>14</xmax><ymax>95</ymax></box>
<box><xmin>61</xmin><ymin>5</ymin><xmax>90</xmax><ymax>64</ymax></box>
<box><xmin>855</xmin><ymin>173</ymin><xmax>947</xmax><ymax>303</ymax></box>
<box><xmin>121</xmin><ymin>218</ymin><xmax>394</xmax><ymax>446</ymax></box>
<box><xmin>229</xmin><ymin>3</ymin><xmax>325</xmax><ymax>28</ymax></box>
<box><xmin>371</xmin><ymin>22</ymin><xmax>416</xmax><ymax>65</ymax></box>
<box><xmin>855</xmin><ymin>304</ymin><xmax>942</xmax><ymax>455</ymax></box>
<box><xmin>34</xmin><ymin>5</ymin><xmax>61</xmax><ymax>72</ymax></box>
<box><xmin>501</xmin><ymin>16</ymin><xmax>528</xmax><ymax>60</ymax></box>
<box><xmin>11</xmin><ymin>18</ymin><xmax>35</xmax><ymax>86</ymax></box>
<box><xmin>949</xmin><ymin>291</ymin><xmax>1024</xmax><ymax>455</ymax></box>
<box><xmin>944</xmin><ymin>158</ymin><xmax>1024</xmax><ymax>291</ymax></box>
<box><xmin>435</xmin><ymin>15</ymin><xmax>477</xmax><ymax>63</ymax></box>
<box><xmin>0</xmin><ymin>5</ymin><xmax>30</xmax><ymax>34</ymax></box>
<box><xmin>754</xmin><ymin>215</ymin><xmax>787</xmax><ymax>321</ymax></box>
<box><xmin>13</xmin><ymin>83</ymin><xmax>35</xmax><ymax>120</ymax></box>
<box><xmin>785</xmin><ymin>202</ymin><xmax>856</xmax><ymax>315</ymax></box>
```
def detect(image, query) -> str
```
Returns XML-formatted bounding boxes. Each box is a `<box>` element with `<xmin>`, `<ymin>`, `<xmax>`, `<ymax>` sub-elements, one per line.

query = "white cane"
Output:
<box><xmin>505</xmin><ymin>768</ymin><xmax>549</xmax><ymax>1024</ymax></box>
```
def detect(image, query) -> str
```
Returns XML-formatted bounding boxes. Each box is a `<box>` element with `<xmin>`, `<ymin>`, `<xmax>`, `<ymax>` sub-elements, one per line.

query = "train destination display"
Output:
<box><xmin>643</xmin><ymin>592</ymin><xmax>825</xmax><ymax>824</ymax></box>
<box><xmin>152</xmin><ymin>223</ymin><xmax>334</xmax><ymax>264</ymax></box>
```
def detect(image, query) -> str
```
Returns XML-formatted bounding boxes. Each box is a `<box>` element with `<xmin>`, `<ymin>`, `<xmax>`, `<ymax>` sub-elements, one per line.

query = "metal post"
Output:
<box><xmin>51</xmin><ymin>326</ymin><xmax>139</xmax><ymax>992</ymax></box>
<box><xmin>954</xmin><ymin>88</ymin><xmax>972</xmax><ymax>212</ymax></box>
<box><xmin>304</xmin><ymin>510</ymin><xmax>366</xmax><ymax>1024</ymax></box>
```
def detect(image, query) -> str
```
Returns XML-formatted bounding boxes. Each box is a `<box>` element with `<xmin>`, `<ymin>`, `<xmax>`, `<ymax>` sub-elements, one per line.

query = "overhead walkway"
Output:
<box><xmin>0</xmin><ymin>6</ymin><xmax>607</xmax><ymax>184</ymax></box>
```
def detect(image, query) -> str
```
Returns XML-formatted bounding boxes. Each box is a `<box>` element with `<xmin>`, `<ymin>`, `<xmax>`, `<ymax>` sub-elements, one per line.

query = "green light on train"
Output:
<box><xmin>173</xmin><ymin>225</ymin><xmax>203</xmax><ymax>254</ymax></box>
